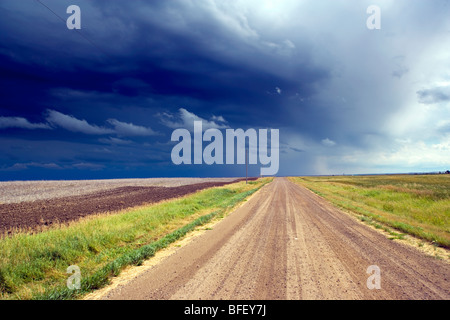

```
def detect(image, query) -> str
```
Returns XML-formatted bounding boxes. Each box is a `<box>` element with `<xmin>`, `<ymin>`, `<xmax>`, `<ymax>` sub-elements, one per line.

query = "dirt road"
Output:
<box><xmin>96</xmin><ymin>178</ymin><xmax>449</xmax><ymax>300</ymax></box>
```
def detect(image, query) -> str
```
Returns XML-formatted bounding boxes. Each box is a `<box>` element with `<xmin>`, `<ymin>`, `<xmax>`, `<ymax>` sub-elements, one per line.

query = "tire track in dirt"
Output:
<box><xmin>95</xmin><ymin>178</ymin><xmax>449</xmax><ymax>300</ymax></box>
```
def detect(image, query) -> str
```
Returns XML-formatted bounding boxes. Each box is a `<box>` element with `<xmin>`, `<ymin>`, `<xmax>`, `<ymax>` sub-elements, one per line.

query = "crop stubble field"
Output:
<box><xmin>0</xmin><ymin>178</ymin><xmax>243</xmax><ymax>235</ymax></box>
<box><xmin>0</xmin><ymin>177</ymin><xmax>239</xmax><ymax>204</ymax></box>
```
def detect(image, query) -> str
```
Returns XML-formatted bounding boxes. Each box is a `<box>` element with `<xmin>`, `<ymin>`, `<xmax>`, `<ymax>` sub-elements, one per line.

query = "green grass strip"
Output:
<box><xmin>34</xmin><ymin>209</ymin><xmax>218</xmax><ymax>300</ymax></box>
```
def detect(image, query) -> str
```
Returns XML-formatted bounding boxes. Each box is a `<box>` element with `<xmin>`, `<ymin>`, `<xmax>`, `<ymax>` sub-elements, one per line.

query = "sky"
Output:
<box><xmin>0</xmin><ymin>0</ymin><xmax>449</xmax><ymax>180</ymax></box>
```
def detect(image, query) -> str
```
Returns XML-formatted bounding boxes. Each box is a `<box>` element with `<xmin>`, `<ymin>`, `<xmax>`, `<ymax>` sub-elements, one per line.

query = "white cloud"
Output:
<box><xmin>107</xmin><ymin>119</ymin><xmax>159</xmax><ymax>136</ymax></box>
<box><xmin>98</xmin><ymin>137</ymin><xmax>133</xmax><ymax>145</ymax></box>
<box><xmin>321</xmin><ymin>138</ymin><xmax>336</xmax><ymax>147</ymax></box>
<box><xmin>1</xmin><ymin>110</ymin><xmax>161</xmax><ymax>139</ymax></box>
<box><xmin>0</xmin><ymin>116</ymin><xmax>51</xmax><ymax>130</ymax></box>
<box><xmin>211</xmin><ymin>115</ymin><xmax>226</xmax><ymax>122</ymax></box>
<box><xmin>159</xmin><ymin>108</ymin><xmax>229</xmax><ymax>131</ymax></box>
<box><xmin>316</xmin><ymin>135</ymin><xmax>450</xmax><ymax>175</ymax></box>
<box><xmin>373</xmin><ymin>138</ymin><xmax>450</xmax><ymax>168</ymax></box>
<box><xmin>5</xmin><ymin>162</ymin><xmax>62</xmax><ymax>171</ymax></box>
<box><xmin>44</xmin><ymin>110</ymin><xmax>159</xmax><ymax>137</ymax></box>
<box><xmin>46</xmin><ymin>110</ymin><xmax>113</xmax><ymax>135</ymax></box>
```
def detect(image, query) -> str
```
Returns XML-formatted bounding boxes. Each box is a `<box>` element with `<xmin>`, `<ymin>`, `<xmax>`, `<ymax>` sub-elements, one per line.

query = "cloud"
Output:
<box><xmin>4</xmin><ymin>162</ymin><xmax>62</xmax><ymax>171</ymax></box>
<box><xmin>159</xmin><ymin>108</ymin><xmax>229</xmax><ymax>130</ymax></box>
<box><xmin>2</xmin><ymin>161</ymin><xmax>106</xmax><ymax>171</ymax></box>
<box><xmin>98</xmin><ymin>137</ymin><xmax>133</xmax><ymax>145</ymax></box>
<box><xmin>437</xmin><ymin>120</ymin><xmax>450</xmax><ymax>133</ymax></box>
<box><xmin>263</xmin><ymin>39</ymin><xmax>296</xmax><ymax>56</ymax></box>
<box><xmin>1</xmin><ymin>110</ymin><xmax>161</xmax><ymax>139</ymax></box>
<box><xmin>0</xmin><ymin>116</ymin><xmax>51</xmax><ymax>130</ymax></box>
<box><xmin>45</xmin><ymin>110</ymin><xmax>159</xmax><ymax>137</ymax></box>
<box><xmin>46</xmin><ymin>110</ymin><xmax>114</xmax><ymax>135</ymax></box>
<box><xmin>289</xmin><ymin>146</ymin><xmax>305</xmax><ymax>153</ymax></box>
<box><xmin>1</xmin><ymin>0</ymin><xmax>450</xmax><ymax>178</ymax></box>
<box><xmin>417</xmin><ymin>86</ymin><xmax>450</xmax><ymax>104</ymax></box>
<box><xmin>211</xmin><ymin>115</ymin><xmax>226</xmax><ymax>122</ymax></box>
<box><xmin>71</xmin><ymin>162</ymin><xmax>105</xmax><ymax>170</ymax></box>
<box><xmin>342</xmin><ymin>137</ymin><xmax>450</xmax><ymax>171</ymax></box>
<box><xmin>392</xmin><ymin>66</ymin><xmax>409</xmax><ymax>78</ymax></box>
<box><xmin>321</xmin><ymin>138</ymin><xmax>336</xmax><ymax>147</ymax></box>
<box><xmin>391</xmin><ymin>56</ymin><xmax>409</xmax><ymax>79</ymax></box>
<box><xmin>107</xmin><ymin>119</ymin><xmax>160</xmax><ymax>136</ymax></box>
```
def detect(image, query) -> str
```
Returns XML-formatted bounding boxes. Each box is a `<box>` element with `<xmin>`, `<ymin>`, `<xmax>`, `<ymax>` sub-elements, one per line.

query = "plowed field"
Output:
<box><xmin>0</xmin><ymin>178</ymin><xmax>250</xmax><ymax>235</ymax></box>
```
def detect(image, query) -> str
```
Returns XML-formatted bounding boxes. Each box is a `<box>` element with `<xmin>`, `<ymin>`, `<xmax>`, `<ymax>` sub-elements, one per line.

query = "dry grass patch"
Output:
<box><xmin>290</xmin><ymin>175</ymin><xmax>450</xmax><ymax>249</ymax></box>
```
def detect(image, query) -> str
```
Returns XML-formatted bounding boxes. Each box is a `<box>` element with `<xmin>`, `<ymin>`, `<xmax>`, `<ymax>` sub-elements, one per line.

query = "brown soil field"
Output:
<box><xmin>0</xmin><ymin>178</ymin><xmax>238</xmax><ymax>204</ymax></box>
<box><xmin>0</xmin><ymin>178</ymin><xmax>251</xmax><ymax>235</ymax></box>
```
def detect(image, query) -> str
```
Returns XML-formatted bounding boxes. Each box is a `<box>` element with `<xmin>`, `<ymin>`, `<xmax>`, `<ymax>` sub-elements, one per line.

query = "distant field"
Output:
<box><xmin>0</xmin><ymin>178</ymin><xmax>238</xmax><ymax>204</ymax></box>
<box><xmin>290</xmin><ymin>175</ymin><xmax>450</xmax><ymax>248</ymax></box>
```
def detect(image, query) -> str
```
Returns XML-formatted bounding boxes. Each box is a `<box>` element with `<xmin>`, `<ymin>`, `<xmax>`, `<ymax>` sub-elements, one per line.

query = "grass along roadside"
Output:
<box><xmin>0</xmin><ymin>178</ymin><xmax>272</xmax><ymax>300</ymax></box>
<box><xmin>289</xmin><ymin>175</ymin><xmax>450</xmax><ymax>250</ymax></box>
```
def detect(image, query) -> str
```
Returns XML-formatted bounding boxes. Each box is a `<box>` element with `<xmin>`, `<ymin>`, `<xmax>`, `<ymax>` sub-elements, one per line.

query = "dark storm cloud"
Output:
<box><xmin>1</xmin><ymin>0</ymin><xmax>329</xmax><ymax>129</ymax></box>
<box><xmin>0</xmin><ymin>0</ymin><xmax>449</xmax><ymax>178</ymax></box>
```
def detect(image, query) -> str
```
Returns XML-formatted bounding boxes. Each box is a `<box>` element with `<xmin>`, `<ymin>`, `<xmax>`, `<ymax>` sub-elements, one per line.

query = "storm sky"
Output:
<box><xmin>0</xmin><ymin>0</ymin><xmax>449</xmax><ymax>180</ymax></box>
